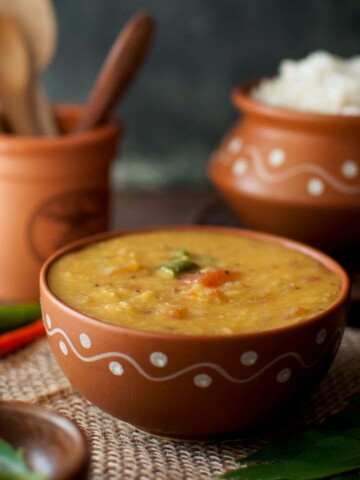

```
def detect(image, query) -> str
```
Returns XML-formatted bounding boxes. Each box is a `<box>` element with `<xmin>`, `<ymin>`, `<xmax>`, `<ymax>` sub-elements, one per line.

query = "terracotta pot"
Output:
<box><xmin>208</xmin><ymin>81</ymin><xmax>360</xmax><ymax>251</ymax></box>
<box><xmin>40</xmin><ymin>226</ymin><xmax>350</xmax><ymax>440</ymax></box>
<box><xmin>0</xmin><ymin>105</ymin><xmax>121</xmax><ymax>302</ymax></box>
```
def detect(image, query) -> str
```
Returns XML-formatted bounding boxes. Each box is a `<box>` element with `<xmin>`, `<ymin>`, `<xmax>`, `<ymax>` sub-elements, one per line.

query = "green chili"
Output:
<box><xmin>160</xmin><ymin>259</ymin><xmax>199</xmax><ymax>277</ymax></box>
<box><xmin>172</xmin><ymin>249</ymin><xmax>190</xmax><ymax>259</ymax></box>
<box><xmin>193</xmin><ymin>254</ymin><xmax>216</xmax><ymax>267</ymax></box>
<box><xmin>0</xmin><ymin>303</ymin><xmax>42</xmax><ymax>332</ymax></box>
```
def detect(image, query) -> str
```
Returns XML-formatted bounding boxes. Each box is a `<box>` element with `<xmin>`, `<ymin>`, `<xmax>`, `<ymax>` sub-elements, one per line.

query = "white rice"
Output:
<box><xmin>251</xmin><ymin>51</ymin><xmax>360</xmax><ymax>115</ymax></box>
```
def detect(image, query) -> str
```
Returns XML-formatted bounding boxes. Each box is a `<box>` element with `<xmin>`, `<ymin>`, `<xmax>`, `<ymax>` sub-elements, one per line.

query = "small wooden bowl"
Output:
<box><xmin>0</xmin><ymin>402</ymin><xmax>88</xmax><ymax>479</ymax></box>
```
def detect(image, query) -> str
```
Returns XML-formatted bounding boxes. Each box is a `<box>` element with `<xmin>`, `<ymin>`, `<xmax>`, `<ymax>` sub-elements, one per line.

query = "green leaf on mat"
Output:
<box><xmin>221</xmin><ymin>392</ymin><xmax>360</xmax><ymax>480</ymax></box>
<box><xmin>330</xmin><ymin>475</ymin><xmax>360</xmax><ymax>480</ymax></box>
<box><xmin>0</xmin><ymin>439</ymin><xmax>46</xmax><ymax>480</ymax></box>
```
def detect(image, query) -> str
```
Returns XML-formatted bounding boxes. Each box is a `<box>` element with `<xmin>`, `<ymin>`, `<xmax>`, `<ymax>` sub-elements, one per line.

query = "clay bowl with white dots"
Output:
<box><xmin>209</xmin><ymin>80</ymin><xmax>360</xmax><ymax>251</ymax></box>
<box><xmin>40</xmin><ymin>226</ymin><xmax>350</xmax><ymax>440</ymax></box>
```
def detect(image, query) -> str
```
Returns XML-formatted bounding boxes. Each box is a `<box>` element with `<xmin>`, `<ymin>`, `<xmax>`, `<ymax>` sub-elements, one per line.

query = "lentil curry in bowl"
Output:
<box><xmin>41</xmin><ymin>227</ymin><xmax>349</xmax><ymax>439</ymax></box>
<box><xmin>49</xmin><ymin>230</ymin><xmax>340</xmax><ymax>336</ymax></box>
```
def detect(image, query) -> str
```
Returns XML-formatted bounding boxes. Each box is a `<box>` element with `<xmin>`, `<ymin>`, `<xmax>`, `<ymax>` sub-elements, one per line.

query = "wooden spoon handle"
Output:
<box><xmin>34</xmin><ymin>83</ymin><xmax>58</xmax><ymax>135</ymax></box>
<box><xmin>0</xmin><ymin>88</ymin><xmax>41</xmax><ymax>136</ymax></box>
<box><xmin>76</xmin><ymin>11</ymin><xmax>155</xmax><ymax>132</ymax></box>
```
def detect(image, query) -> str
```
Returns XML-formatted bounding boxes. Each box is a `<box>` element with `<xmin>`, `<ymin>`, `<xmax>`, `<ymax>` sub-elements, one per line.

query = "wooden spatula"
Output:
<box><xmin>76</xmin><ymin>11</ymin><xmax>155</xmax><ymax>132</ymax></box>
<box><xmin>0</xmin><ymin>0</ymin><xmax>58</xmax><ymax>135</ymax></box>
<box><xmin>0</xmin><ymin>14</ymin><xmax>41</xmax><ymax>135</ymax></box>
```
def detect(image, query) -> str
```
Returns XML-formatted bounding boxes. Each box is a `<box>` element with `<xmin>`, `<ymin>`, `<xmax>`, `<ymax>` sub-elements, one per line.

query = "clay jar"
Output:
<box><xmin>0</xmin><ymin>105</ymin><xmax>121</xmax><ymax>302</ymax></box>
<box><xmin>209</xmin><ymin>81</ymin><xmax>360</xmax><ymax>251</ymax></box>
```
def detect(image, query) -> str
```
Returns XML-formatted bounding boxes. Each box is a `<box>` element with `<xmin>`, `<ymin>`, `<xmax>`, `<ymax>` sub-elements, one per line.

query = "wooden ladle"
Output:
<box><xmin>0</xmin><ymin>14</ymin><xmax>41</xmax><ymax>136</ymax></box>
<box><xmin>0</xmin><ymin>0</ymin><xmax>58</xmax><ymax>135</ymax></box>
<box><xmin>76</xmin><ymin>11</ymin><xmax>155</xmax><ymax>132</ymax></box>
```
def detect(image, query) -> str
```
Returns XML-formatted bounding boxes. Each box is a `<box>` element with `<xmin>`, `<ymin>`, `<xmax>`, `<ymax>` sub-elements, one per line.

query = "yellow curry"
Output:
<box><xmin>48</xmin><ymin>231</ymin><xmax>341</xmax><ymax>335</ymax></box>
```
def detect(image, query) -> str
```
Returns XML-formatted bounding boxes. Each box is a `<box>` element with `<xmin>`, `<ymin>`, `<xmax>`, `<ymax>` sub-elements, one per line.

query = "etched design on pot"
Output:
<box><xmin>268</xmin><ymin>148</ymin><xmax>286</xmax><ymax>167</ymax></box>
<box><xmin>245</xmin><ymin>145</ymin><xmax>360</xmax><ymax>194</ymax></box>
<box><xmin>224</xmin><ymin>139</ymin><xmax>360</xmax><ymax>196</ymax></box>
<box><xmin>227</xmin><ymin>137</ymin><xmax>243</xmax><ymax>154</ymax></box>
<box><xmin>150</xmin><ymin>352</ymin><xmax>168</xmax><ymax>368</ymax></box>
<box><xmin>80</xmin><ymin>333</ymin><xmax>92</xmax><ymax>349</ymax></box>
<box><xmin>44</xmin><ymin>315</ymin><xmax>343</xmax><ymax>385</ymax></box>
<box><xmin>28</xmin><ymin>189</ymin><xmax>108</xmax><ymax>264</ymax></box>
<box><xmin>341</xmin><ymin>160</ymin><xmax>359</xmax><ymax>179</ymax></box>
<box><xmin>316</xmin><ymin>329</ymin><xmax>327</xmax><ymax>344</ymax></box>
<box><xmin>109</xmin><ymin>361</ymin><xmax>124</xmax><ymax>376</ymax></box>
<box><xmin>233</xmin><ymin>159</ymin><xmax>248</xmax><ymax>176</ymax></box>
<box><xmin>59</xmin><ymin>341</ymin><xmax>68</xmax><ymax>356</ymax></box>
<box><xmin>276</xmin><ymin>368</ymin><xmax>292</xmax><ymax>383</ymax></box>
<box><xmin>194</xmin><ymin>373</ymin><xmax>212</xmax><ymax>388</ymax></box>
<box><xmin>45</xmin><ymin>314</ymin><xmax>52</xmax><ymax>329</ymax></box>
<box><xmin>240</xmin><ymin>351</ymin><xmax>258</xmax><ymax>366</ymax></box>
<box><xmin>307</xmin><ymin>178</ymin><xmax>325</xmax><ymax>196</ymax></box>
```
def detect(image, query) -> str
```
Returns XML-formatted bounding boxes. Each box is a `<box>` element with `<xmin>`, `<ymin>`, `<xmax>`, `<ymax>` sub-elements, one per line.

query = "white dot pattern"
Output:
<box><xmin>307</xmin><ymin>178</ymin><xmax>325</xmax><ymax>196</ymax></box>
<box><xmin>241</xmin><ymin>351</ymin><xmax>258</xmax><ymax>366</ymax></box>
<box><xmin>45</xmin><ymin>314</ymin><xmax>52</xmax><ymax>329</ymax></box>
<box><xmin>80</xmin><ymin>333</ymin><xmax>92</xmax><ymax>349</ymax></box>
<box><xmin>276</xmin><ymin>368</ymin><xmax>292</xmax><ymax>383</ymax></box>
<box><xmin>316</xmin><ymin>329</ymin><xmax>327</xmax><ymax>345</ymax></box>
<box><xmin>109</xmin><ymin>361</ymin><xmax>124</xmax><ymax>376</ymax></box>
<box><xmin>342</xmin><ymin>160</ymin><xmax>359</xmax><ymax>179</ymax></box>
<box><xmin>333</xmin><ymin>337</ymin><xmax>342</xmax><ymax>354</ymax></box>
<box><xmin>227</xmin><ymin>138</ymin><xmax>242</xmax><ymax>154</ymax></box>
<box><xmin>59</xmin><ymin>341</ymin><xmax>68</xmax><ymax>356</ymax></box>
<box><xmin>194</xmin><ymin>374</ymin><xmax>212</xmax><ymax>388</ymax></box>
<box><xmin>233</xmin><ymin>159</ymin><xmax>248</xmax><ymax>176</ymax></box>
<box><xmin>150</xmin><ymin>352</ymin><xmax>168</xmax><ymax>368</ymax></box>
<box><xmin>268</xmin><ymin>148</ymin><xmax>286</xmax><ymax>167</ymax></box>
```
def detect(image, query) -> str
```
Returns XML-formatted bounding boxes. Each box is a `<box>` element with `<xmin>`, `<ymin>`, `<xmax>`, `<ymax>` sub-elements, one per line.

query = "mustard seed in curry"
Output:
<box><xmin>48</xmin><ymin>231</ymin><xmax>341</xmax><ymax>335</ymax></box>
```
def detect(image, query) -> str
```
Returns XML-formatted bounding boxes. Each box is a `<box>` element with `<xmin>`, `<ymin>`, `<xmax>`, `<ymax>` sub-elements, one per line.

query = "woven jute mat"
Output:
<box><xmin>0</xmin><ymin>328</ymin><xmax>359</xmax><ymax>480</ymax></box>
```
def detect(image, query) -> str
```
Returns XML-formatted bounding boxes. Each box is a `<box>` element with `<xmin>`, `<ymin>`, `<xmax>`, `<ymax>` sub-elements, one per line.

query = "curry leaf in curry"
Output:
<box><xmin>0</xmin><ymin>439</ymin><xmax>47</xmax><ymax>480</ymax></box>
<box><xmin>221</xmin><ymin>393</ymin><xmax>360</xmax><ymax>480</ymax></box>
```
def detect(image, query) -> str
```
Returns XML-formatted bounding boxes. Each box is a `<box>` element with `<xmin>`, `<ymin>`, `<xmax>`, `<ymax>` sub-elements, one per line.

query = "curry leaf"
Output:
<box><xmin>0</xmin><ymin>439</ymin><xmax>46</xmax><ymax>480</ymax></box>
<box><xmin>221</xmin><ymin>392</ymin><xmax>360</xmax><ymax>480</ymax></box>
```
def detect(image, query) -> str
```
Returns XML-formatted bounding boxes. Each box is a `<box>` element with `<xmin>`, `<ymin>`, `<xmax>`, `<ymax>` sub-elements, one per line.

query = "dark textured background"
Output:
<box><xmin>47</xmin><ymin>0</ymin><xmax>360</xmax><ymax>187</ymax></box>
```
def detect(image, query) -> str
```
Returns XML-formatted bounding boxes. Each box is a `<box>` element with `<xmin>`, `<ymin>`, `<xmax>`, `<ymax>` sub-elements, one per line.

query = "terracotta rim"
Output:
<box><xmin>40</xmin><ymin>225</ymin><xmax>350</xmax><ymax>342</ymax></box>
<box><xmin>0</xmin><ymin>104</ymin><xmax>122</xmax><ymax>153</ymax></box>
<box><xmin>232</xmin><ymin>79</ymin><xmax>360</xmax><ymax>127</ymax></box>
<box><xmin>0</xmin><ymin>401</ymin><xmax>88</xmax><ymax>479</ymax></box>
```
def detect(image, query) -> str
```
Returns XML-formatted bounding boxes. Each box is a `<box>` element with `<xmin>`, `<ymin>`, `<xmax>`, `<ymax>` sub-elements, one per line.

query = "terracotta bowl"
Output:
<box><xmin>208</xmin><ymin>80</ymin><xmax>360</xmax><ymax>251</ymax></box>
<box><xmin>0</xmin><ymin>401</ymin><xmax>88</xmax><ymax>479</ymax></box>
<box><xmin>40</xmin><ymin>226</ymin><xmax>350</xmax><ymax>440</ymax></box>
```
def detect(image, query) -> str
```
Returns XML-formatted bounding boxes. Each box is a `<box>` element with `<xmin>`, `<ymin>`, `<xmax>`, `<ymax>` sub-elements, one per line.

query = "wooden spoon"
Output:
<box><xmin>76</xmin><ymin>11</ymin><xmax>155</xmax><ymax>132</ymax></box>
<box><xmin>0</xmin><ymin>402</ymin><xmax>89</xmax><ymax>479</ymax></box>
<box><xmin>0</xmin><ymin>14</ymin><xmax>41</xmax><ymax>135</ymax></box>
<box><xmin>0</xmin><ymin>0</ymin><xmax>58</xmax><ymax>135</ymax></box>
